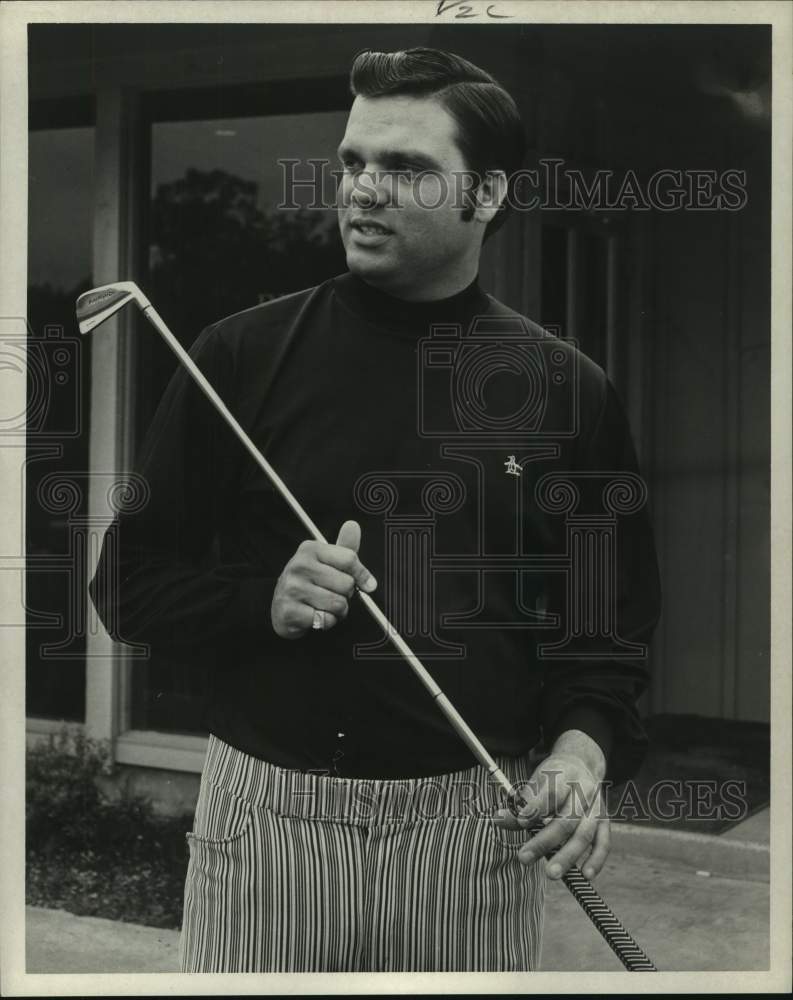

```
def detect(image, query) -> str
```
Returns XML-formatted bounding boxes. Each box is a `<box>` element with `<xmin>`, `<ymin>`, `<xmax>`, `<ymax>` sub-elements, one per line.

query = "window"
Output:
<box><xmin>540</xmin><ymin>215</ymin><xmax>622</xmax><ymax>383</ymax></box>
<box><xmin>129</xmin><ymin>96</ymin><xmax>349</xmax><ymax>735</ymax></box>
<box><xmin>26</xmin><ymin>117</ymin><xmax>95</xmax><ymax>722</ymax></box>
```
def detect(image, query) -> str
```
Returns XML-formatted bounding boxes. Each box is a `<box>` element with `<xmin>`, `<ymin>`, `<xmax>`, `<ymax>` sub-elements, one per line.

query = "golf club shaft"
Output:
<box><xmin>140</xmin><ymin>299</ymin><xmax>655</xmax><ymax>972</ymax></box>
<box><xmin>142</xmin><ymin>304</ymin><xmax>326</xmax><ymax>545</ymax></box>
<box><xmin>142</xmin><ymin>305</ymin><xmax>516</xmax><ymax>783</ymax></box>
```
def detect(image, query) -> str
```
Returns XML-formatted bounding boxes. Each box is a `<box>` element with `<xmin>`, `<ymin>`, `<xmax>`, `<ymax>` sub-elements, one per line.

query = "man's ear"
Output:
<box><xmin>472</xmin><ymin>170</ymin><xmax>508</xmax><ymax>224</ymax></box>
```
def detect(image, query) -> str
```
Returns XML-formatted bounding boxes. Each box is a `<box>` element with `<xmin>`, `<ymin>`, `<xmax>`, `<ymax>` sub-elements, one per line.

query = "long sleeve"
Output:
<box><xmin>539</xmin><ymin>377</ymin><xmax>662</xmax><ymax>784</ymax></box>
<box><xmin>89</xmin><ymin>322</ymin><xmax>277</xmax><ymax>654</ymax></box>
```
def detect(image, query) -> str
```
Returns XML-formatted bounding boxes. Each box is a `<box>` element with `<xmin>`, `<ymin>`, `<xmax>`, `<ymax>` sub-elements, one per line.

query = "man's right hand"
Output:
<box><xmin>270</xmin><ymin>519</ymin><xmax>377</xmax><ymax>638</ymax></box>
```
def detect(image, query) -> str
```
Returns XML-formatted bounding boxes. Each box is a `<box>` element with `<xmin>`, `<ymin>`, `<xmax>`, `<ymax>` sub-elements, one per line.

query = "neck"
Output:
<box><xmin>334</xmin><ymin>268</ymin><xmax>489</xmax><ymax>338</ymax></box>
<box><xmin>363</xmin><ymin>262</ymin><xmax>480</xmax><ymax>303</ymax></box>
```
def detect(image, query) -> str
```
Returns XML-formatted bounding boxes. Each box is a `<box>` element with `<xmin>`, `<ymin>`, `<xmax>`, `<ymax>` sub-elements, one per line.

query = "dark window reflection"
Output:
<box><xmin>540</xmin><ymin>217</ymin><xmax>611</xmax><ymax>371</ymax></box>
<box><xmin>26</xmin><ymin>124</ymin><xmax>95</xmax><ymax>721</ymax></box>
<box><xmin>575</xmin><ymin>227</ymin><xmax>609</xmax><ymax>370</ymax></box>
<box><xmin>132</xmin><ymin>109</ymin><xmax>349</xmax><ymax>735</ymax></box>
<box><xmin>540</xmin><ymin>224</ymin><xmax>568</xmax><ymax>336</ymax></box>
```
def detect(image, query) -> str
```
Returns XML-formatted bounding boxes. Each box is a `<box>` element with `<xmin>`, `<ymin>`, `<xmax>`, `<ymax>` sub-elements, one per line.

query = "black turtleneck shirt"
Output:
<box><xmin>90</xmin><ymin>272</ymin><xmax>661</xmax><ymax>783</ymax></box>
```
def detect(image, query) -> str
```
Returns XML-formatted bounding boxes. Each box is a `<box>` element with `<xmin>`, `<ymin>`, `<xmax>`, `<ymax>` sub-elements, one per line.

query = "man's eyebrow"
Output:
<box><xmin>381</xmin><ymin>149</ymin><xmax>444</xmax><ymax>172</ymax></box>
<box><xmin>336</xmin><ymin>144</ymin><xmax>444</xmax><ymax>172</ymax></box>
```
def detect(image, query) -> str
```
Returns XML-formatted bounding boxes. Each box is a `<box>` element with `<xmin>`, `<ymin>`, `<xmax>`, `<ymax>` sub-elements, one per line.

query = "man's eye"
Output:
<box><xmin>387</xmin><ymin>166</ymin><xmax>418</xmax><ymax>180</ymax></box>
<box><xmin>340</xmin><ymin>159</ymin><xmax>362</xmax><ymax>173</ymax></box>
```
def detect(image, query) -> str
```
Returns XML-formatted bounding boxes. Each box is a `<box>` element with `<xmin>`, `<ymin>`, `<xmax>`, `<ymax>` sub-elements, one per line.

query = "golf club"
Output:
<box><xmin>76</xmin><ymin>280</ymin><xmax>657</xmax><ymax>972</ymax></box>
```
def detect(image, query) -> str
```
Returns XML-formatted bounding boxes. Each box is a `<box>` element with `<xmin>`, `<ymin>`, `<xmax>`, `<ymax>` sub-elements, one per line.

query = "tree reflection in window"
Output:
<box><xmin>147</xmin><ymin>167</ymin><xmax>346</xmax><ymax>345</ymax></box>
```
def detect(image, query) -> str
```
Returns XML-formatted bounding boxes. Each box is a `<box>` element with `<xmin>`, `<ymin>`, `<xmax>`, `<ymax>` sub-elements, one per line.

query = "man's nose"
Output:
<box><xmin>349</xmin><ymin>169</ymin><xmax>392</xmax><ymax>209</ymax></box>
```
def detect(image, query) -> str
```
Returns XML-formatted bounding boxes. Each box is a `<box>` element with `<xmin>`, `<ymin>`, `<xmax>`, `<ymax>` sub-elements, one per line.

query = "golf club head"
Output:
<box><xmin>75</xmin><ymin>281</ymin><xmax>150</xmax><ymax>334</ymax></box>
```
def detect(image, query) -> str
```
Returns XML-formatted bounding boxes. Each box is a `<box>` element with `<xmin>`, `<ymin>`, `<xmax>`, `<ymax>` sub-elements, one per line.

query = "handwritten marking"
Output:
<box><xmin>436</xmin><ymin>1</ymin><xmax>513</xmax><ymax>19</ymax></box>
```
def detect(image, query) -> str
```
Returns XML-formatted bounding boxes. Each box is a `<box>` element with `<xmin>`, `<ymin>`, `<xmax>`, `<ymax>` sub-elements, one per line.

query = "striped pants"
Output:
<box><xmin>180</xmin><ymin>735</ymin><xmax>546</xmax><ymax>972</ymax></box>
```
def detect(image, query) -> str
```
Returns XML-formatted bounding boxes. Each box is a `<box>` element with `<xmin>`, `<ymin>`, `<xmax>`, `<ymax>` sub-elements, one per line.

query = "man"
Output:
<box><xmin>90</xmin><ymin>47</ymin><xmax>661</xmax><ymax>973</ymax></box>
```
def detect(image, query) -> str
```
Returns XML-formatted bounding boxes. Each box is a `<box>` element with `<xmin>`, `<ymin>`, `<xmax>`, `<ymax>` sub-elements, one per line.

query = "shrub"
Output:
<box><xmin>26</xmin><ymin>726</ymin><xmax>191</xmax><ymax>928</ymax></box>
<box><xmin>27</xmin><ymin>727</ymin><xmax>113</xmax><ymax>853</ymax></box>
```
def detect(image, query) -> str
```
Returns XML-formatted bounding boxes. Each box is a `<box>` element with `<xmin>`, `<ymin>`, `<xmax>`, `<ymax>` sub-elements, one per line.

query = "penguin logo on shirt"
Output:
<box><xmin>504</xmin><ymin>455</ymin><xmax>523</xmax><ymax>477</ymax></box>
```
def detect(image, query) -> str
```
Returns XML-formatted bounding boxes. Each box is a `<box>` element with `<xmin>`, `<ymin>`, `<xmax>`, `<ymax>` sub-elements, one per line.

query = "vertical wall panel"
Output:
<box><xmin>734</xmin><ymin>146</ymin><xmax>771</xmax><ymax>722</ymax></box>
<box><xmin>650</xmin><ymin>209</ymin><xmax>731</xmax><ymax>717</ymax></box>
<box><xmin>720</xmin><ymin>210</ymin><xmax>741</xmax><ymax>718</ymax></box>
<box><xmin>85</xmin><ymin>85</ymin><xmax>138</xmax><ymax>742</ymax></box>
<box><xmin>648</xmin><ymin>183</ymin><xmax>770</xmax><ymax>723</ymax></box>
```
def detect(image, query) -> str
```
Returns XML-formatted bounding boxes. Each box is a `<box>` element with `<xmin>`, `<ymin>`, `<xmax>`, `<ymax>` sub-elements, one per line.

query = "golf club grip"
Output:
<box><xmin>136</xmin><ymin>292</ymin><xmax>655</xmax><ymax>972</ymax></box>
<box><xmin>561</xmin><ymin>865</ymin><xmax>657</xmax><ymax>971</ymax></box>
<box><xmin>357</xmin><ymin>595</ymin><xmax>656</xmax><ymax>973</ymax></box>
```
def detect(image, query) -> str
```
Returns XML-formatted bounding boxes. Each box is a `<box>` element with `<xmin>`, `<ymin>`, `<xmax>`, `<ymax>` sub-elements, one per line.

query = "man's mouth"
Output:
<box><xmin>349</xmin><ymin>219</ymin><xmax>392</xmax><ymax>237</ymax></box>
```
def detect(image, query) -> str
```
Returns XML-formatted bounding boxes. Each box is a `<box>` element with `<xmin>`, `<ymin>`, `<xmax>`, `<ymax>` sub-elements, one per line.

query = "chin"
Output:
<box><xmin>345</xmin><ymin>248</ymin><xmax>394</xmax><ymax>283</ymax></box>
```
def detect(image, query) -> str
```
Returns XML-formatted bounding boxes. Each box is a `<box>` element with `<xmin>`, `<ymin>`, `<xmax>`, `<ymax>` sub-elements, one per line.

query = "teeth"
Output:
<box><xmin>356</xmin><ymin>224</ymin><xmax>388</xmax><ymax>235</ymax></box>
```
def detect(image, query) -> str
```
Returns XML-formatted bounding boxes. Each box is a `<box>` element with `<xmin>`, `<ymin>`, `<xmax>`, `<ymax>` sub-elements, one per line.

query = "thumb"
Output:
<box><xmin>335</xmin><ymin>519</ymin><xmax>361</xmax><ymax>553</ymax></box>
<box><xmin>512</xmin><ymin>772</ymin><xmax>552</xmax><ymax>827</ymax></box>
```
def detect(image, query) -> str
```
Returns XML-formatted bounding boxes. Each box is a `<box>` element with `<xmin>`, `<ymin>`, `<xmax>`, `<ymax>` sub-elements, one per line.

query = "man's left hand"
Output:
<box><xmin>492</xmin><ymin>729</ymin><xmax>609</xmax><ymax>881</ymax></box>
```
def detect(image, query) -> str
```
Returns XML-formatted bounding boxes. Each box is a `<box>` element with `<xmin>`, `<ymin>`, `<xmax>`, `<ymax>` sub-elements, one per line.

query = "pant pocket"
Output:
<box><xmin>487</xmin><ymin>820</ymin><xmax>535</xmax><ymax>851</ymax></box>
<box><xmin>180</xmin><ymin>782</ymin><xmax>257</xmax><ymax>972</ymax></box>
<box><xmin>188</xmin><ymin>778</ymin><xmax>254</xmax><ymax>844</ymax></box>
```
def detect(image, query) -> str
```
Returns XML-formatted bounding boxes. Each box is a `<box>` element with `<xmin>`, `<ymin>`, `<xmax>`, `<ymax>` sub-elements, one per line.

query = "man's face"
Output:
<box><xmin>336</xmin><ymin>94</ymin><xmax>483</xmax><ymax>301</ymax></box>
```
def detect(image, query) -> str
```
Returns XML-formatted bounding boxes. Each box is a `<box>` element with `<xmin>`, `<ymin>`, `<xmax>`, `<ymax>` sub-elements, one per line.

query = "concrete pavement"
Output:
<box><xmin>25</xmin><ymin>906</ymin><xmax>181</xmax><ymax>975</ymax></box>
<box><xmin>541</xmin><ymin>852</ymin><xmax>768</xmax><ymax>971</ymax></box>
<box><xmin>26</xmin><ymin>810</ymin><xmax>770</xmax><ymax>974</ymax></box>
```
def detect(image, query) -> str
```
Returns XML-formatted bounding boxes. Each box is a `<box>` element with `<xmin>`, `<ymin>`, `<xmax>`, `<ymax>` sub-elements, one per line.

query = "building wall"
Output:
<box><xmin>481</xmin><ymin>25</ymin><xmax>773</xmax><ymax>722</ymax></box>
<box><xmin>647</xmin><ymin>152</ymin><xmax>770</xmax><ymax>721</ymax></box>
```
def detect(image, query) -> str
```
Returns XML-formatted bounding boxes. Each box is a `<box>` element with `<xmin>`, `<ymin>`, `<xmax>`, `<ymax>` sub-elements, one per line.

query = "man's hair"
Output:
<box><xmin>349</xmin><ymin>47</ymin><xmax>526</xmax><ymax>240</ymax></box>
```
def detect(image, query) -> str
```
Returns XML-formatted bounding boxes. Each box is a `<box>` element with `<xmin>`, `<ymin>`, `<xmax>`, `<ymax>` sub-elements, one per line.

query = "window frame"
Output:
<box><xmin>124</xmin><ymin>80</ymin><xmax>351</xmax><ymax>756</ymax></box>
<box><xmin>25</xmin><ymin>96</ymin><xmax>96</xmax><ymax>731</ymax></box>
<box><xmin>26</xmin><ymin>80</ymin><xmax>352</xmax><ymax>773</ymax></box>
